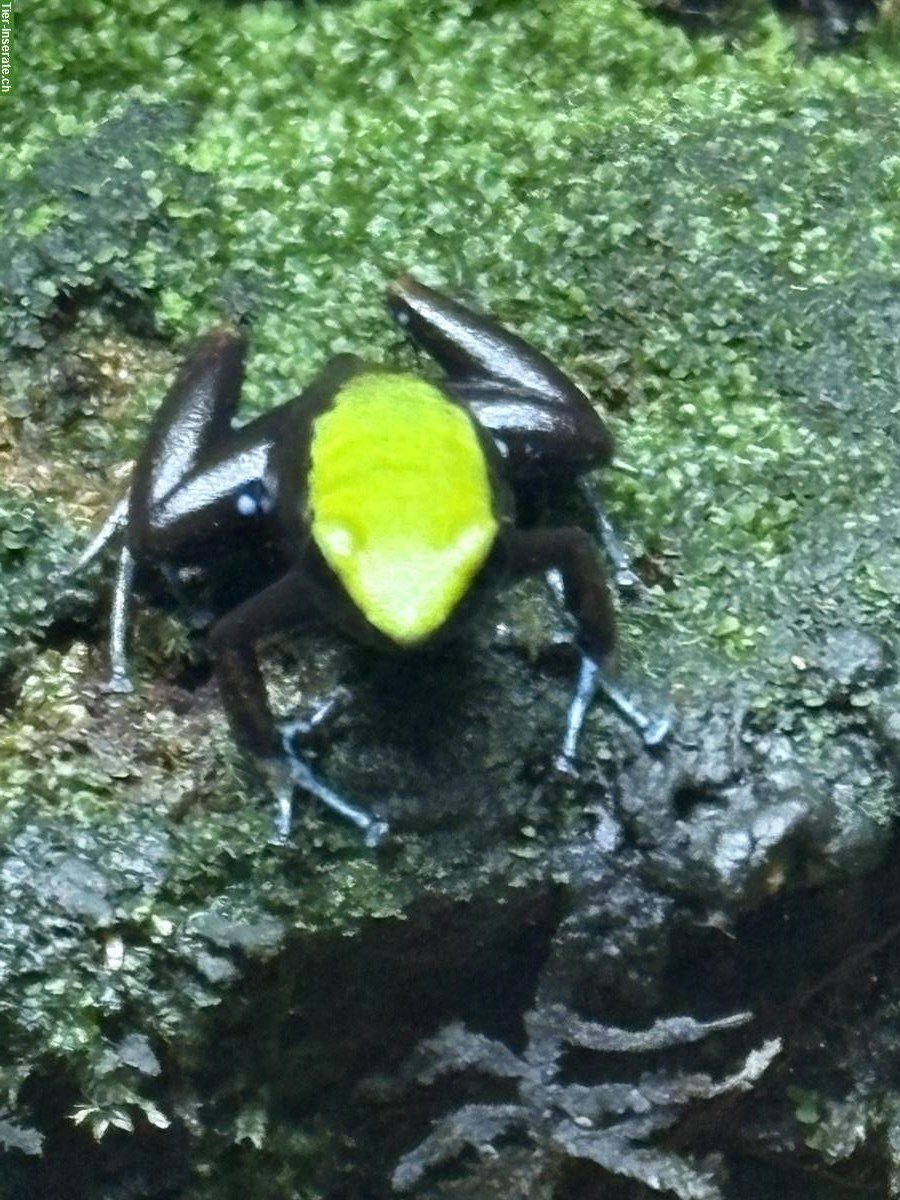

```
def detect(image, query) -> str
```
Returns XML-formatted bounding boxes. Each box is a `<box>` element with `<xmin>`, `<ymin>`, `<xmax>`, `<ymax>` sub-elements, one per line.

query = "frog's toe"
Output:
<box><xmin>642</xmin><ymin>714</ymin><xmax>673</xmax><ymax>748</ymax></box>
<box><xmin>614</xmin><ymin>565</ymin><xmax>648</xmax><ymax>598</ymax></box>
<box><xmin>364</xmin><ymin>819</ymin><xmax>390</xmax><ymax>848</ymax></box>
<box><xmin>276</xmin><ymin>733</ymin><xmax>387</xmax><ymax>845</ymax></box>
<box><xmin>102</xmin><ymin>672</ymin><xmax>134</xmax><ymax>695</ymax></box>
<box><xmin>279</xmin><ymin>717</ymin><xmax>312</xmax><ymax>745</ymax></box>
<box><xmin>279</xmin><ymin>687</ymin><xmax>351</xmax><ymax>746</ymax></box>
<box><xmin>551</xmin><ymin>752</ymin><xmax>581</xmax><ymax>782</ymax></box>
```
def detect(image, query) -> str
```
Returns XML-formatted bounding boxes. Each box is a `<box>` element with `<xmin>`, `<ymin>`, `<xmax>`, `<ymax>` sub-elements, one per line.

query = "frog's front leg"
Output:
<box><xmin>130</xmin><ymin>326</ymin><xmax>248</xmax><ymax>519</ymax></box>
<box><xmin>208</xmin><ymin>568</ymin><xmax>388</xmax><ymax>846</ymax></box>
<box><xmin>66</xmin><ymin>492</ymin><xmax>131</xmax><ymax>578</ymax></box>
<box><xmin>63</xmin><ymin>491</ymin><xmax>134</xmax><ymax>692</ymax></box>
<box><xmin>105</xmin><ymin>543</ymin><xmax>136</xmax><ymax>692</ymax></box>
<box><xmin>385</xmin><ymin>276</ymin><xmax>641</xmax><ymax>590</ymax></box>
<box><xmin>506</xmin><ymin>527</ymin><xmax>671</xmax><ymax>766</ymax></box>
<box><xmin>69</xmin><ymin>328</ymin><xmax>249</xmax><ymax>691</ymax></box>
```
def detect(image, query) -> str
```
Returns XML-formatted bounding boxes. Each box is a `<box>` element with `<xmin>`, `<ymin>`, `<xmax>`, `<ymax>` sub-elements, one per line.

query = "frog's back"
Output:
<box><xmin>309</xmin><ymin>371</ymin><xmax>498</xmax><ymax>645</ymax></box>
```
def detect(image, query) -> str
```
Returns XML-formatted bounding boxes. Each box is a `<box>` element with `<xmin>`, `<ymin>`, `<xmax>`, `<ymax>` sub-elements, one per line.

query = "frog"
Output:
<box><xmin>70</xmin><ymin>275</ymin><xmax>671</xmax><ymax>845</ymax></box>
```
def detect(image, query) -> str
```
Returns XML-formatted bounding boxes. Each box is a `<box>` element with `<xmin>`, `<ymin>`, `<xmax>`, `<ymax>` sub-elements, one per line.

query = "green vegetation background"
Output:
<box><xmin>5</xmin><ymin>1</ymin><xmax>900</xmax><ymax>681</ymax></box>
<box><xmin>2</xmin><ymin>0</ymin><xmax>900</xmax><ymax>1193</ymax></box>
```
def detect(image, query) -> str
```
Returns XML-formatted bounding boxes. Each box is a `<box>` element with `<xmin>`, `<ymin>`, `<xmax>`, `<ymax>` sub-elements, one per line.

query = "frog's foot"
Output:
<box><xmin>612</xmin><ymin>562</ymin><xmax>645</xmax><ymax>595</ymax></box>
<box><xmin>558</xmin><ymin>654</ymin><xmax>673</xmax><ymax>771</ymax></box>
<box><xmin>279</xmin><ymin>687</ymin><xmax>351</xmax><ymax>744</ymax></box>
<box><xmin>101</xmin><ymin>671</ymin><xmax>135</xmax><ymax>695</ymax></box>
<box><xmin>273</xmin><ymin>723</ymin><xmax>388</xmax><ymax>847</ymax></box>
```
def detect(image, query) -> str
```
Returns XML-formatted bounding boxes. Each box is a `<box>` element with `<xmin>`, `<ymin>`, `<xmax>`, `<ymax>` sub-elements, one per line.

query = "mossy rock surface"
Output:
<box><xmin>2</xmin><ymin>3</ymin><xmax>900</xmax><ymax>1197</ymax></box>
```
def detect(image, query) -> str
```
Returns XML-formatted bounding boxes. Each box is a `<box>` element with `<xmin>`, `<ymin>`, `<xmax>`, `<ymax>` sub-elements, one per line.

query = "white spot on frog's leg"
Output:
<box><xmin>236</xmin><ymin>492</ymin><xmax>258</xmax><ymax>516</ymax></box>
<box><xmin>395</xmin><ymin>309</ymin><xmax>410</xmax><ymax>326</ymax></box>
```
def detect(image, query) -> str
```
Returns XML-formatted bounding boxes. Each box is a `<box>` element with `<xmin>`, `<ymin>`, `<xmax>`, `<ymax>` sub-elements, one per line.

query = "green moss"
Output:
<box><xmin>3</xmin><ymin>0</ymin><xmax>900</xmax><ymax>1193</ymax></box>
<box><xmin>6</xmin><ymin>1</ymin><xmax>898</xmax><ymax>695</ymax></box>
<box><xmin>0</xmin><ymin>489</ymin><xmax>74</xmax><ymax>681</ymax></box>
<box><xmin>550</xmin><ymin>83</ymin><xmax>900</xmax><ymax>682</ymax></box>
<box><xmin>0</xmin><ymin>102</ymin><xmax>236</xmax><ymax>352</ymax></box>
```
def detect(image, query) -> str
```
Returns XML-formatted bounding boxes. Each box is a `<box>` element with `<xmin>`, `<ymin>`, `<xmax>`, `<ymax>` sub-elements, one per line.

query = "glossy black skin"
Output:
<box><xmin>129</xmin><ymin>276</ymin><xmax>615</xmax><ymax>740</ymax></box>
<box><xmin>80</xmin><ymin>276</ymin><xmax>667</xmax><ymax>841</ymax></box>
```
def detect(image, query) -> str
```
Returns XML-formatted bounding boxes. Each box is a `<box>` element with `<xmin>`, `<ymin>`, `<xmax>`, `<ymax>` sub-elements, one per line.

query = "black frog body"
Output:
<box><xmin>73</xmin><ymin>276</ymin><xmax>669</xmax><ymax>843</ymax></box>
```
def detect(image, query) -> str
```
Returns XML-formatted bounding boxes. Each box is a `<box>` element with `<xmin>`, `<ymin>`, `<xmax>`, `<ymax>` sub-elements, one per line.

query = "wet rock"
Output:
<box><xmin>818</xmin><ymin>627</ymin><xmax>891</xmax><ymax>698</ymax></box>
<box><xmin>5</xmin><ymin>17</ymin><xmax>900</xmax><ymax>1200</ymax></box>
<box><xmin>192</xmin><ymin>949</ymin><xmax>239</xmax><ymax>985</ymax></box>
<box><xmin>116</xmin><ymin>1034</ymin><xmax>162</xmax><ymax>1077</ymax></box>
<box><xmin>44</xmin><ymin>856</ymin><xmax>114</xmax><ymax>925</ymax></box>
<box><xmin>96</xmin><ymin>1033</ymin><xmax>161</xmax><ymax>1078</ymax></box>
<box><xmin>0</xmin><ymin>1121</ymin><xmax>43</xmax><ymax>1157</ymax></box>
<box><xmin>191</xmin><ymin>912</ymin><xmax>286</xmax><ymax>956</ymax></box>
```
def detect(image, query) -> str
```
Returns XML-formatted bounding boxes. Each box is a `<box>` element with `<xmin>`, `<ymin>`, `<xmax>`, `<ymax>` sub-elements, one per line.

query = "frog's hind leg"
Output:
<box><xmin>507</xmin><ymin>526</ymin><xmax>671</xmax><ymax>766</ymax></box>
<box><xmin>385</xmin><ymin>275</ymin><xmax>614</xmax><ymax>444</ymax></box>
<box><xmin>130</xmin><ymin>327</ymin><xmax>248</xmax><ymax>518</ymax></box>
<box><xmin>447</xmin><ymin>379</ymin><xmax>644</xmax><ymax>595</ymax></box>
<box><xmin>76</xmin><ymin>329</ymin><xmax>248</xmax><ymax>695</ymax></box>
<box><xmin>457</xmin><ymin>384</ymin><xmax>644</xmax><ymax>593</ymax></box>
<box><xmin>385</xmin><ymin>276</ymin><xmax>642</xmax><ymax>591</ymax></box>
<box><xmin>208</xmin><ymin>567</ymin><xmax>388</xmax><ymax>846</ymax></box>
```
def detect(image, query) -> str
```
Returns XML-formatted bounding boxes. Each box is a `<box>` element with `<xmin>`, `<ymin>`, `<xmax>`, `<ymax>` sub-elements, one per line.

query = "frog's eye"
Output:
<box><xmin>235</xmin><ymin>481</ymin><xmax>272</xmax><ymax>517</ymax></box>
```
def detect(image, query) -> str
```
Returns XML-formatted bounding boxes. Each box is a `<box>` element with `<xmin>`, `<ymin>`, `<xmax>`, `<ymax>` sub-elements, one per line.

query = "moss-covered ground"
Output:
<box><xmin>2</xmin><ymin>2</ymin><xmax>900</xmax><ymax>1196</ymax></box>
